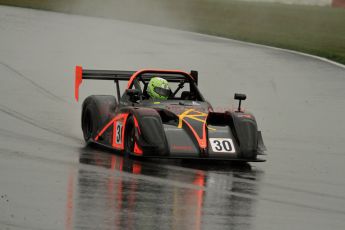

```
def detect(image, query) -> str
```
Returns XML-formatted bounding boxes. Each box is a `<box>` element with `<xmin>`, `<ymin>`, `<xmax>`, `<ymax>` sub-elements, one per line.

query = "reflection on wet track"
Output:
<box><xmin>73</xmin><ymin>147</ymin><xmax>259</xmax><ymax>230</ymax></box>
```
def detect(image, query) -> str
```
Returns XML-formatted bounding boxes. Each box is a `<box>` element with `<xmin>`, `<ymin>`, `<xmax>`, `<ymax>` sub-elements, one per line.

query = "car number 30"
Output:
<box><xmin>209</xmin><ymin>138</ymin><xmax>235</xmax><ymax>153</ymax></box>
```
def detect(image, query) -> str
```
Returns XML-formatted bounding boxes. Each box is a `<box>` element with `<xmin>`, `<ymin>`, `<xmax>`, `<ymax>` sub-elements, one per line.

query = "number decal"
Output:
<box><xmin>209</xmin><ymin>138</ymin><xmax>235</xmax><ymax>153</ymax></box>
<box><xmin>222</xmin><ymin>140</ymin><xmax>232</xmax><ymax>152</ymax></box>
<box><xmin>213</xmin><ymin>140</ymin><xmax>222</xmax><ymax>151</ymax></box>
<box><xmin>116</xmin><ymin>122</ymin><xmax>123</xmax><ymax>144</ymax></box>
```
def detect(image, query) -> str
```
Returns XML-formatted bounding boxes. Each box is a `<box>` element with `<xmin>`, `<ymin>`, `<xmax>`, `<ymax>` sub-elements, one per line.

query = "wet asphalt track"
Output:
<box><xmin>1</xmin><ymin>5</ymin><xmax>345</xmax><ymax>230</ymax></box>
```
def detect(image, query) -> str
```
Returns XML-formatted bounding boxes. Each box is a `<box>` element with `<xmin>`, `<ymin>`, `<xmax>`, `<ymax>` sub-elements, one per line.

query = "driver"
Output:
<box><xmin>147</xmin><ymin>77</ymin><xmax>171</xmax><ymax>100</ymax></box>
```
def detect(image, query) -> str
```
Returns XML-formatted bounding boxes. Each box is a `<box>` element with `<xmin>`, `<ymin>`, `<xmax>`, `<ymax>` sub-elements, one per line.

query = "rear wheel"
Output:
<box><xmin>81</xmin><ymin>95</ymin><xmax>117</xmax><ymax>143</ymax></box>
<box><xmin>82</xmin><ymin>109</ymin><xmax>93</xmax><ymax>141</ymax></box>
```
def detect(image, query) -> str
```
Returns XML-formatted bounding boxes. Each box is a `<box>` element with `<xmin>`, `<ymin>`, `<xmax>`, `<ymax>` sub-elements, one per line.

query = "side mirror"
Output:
<box><xmin>190</xmin><ymin>70</ymin><xmax>198</xmax><ymax>85</ymax></box>
<box><xmin>234</xmin><ymin>93</ymin><xmax>247</xmax><ymax>112</ymax></box>
<box><xmin>125</xmin><ymin>89</ymin><xmax>141</xmax><ymax>103</ymax></box>
<box><xmin>234</xmin><ymin>93</ymin><xmax>246</xmax><ymax>101</ymax></box>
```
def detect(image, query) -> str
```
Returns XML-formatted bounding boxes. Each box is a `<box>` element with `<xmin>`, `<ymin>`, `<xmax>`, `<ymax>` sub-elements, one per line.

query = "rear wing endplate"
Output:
<box><xmin>75</xmin><ymin>65</ymin><xmax>135</xmax><ymax>101</ymax></box>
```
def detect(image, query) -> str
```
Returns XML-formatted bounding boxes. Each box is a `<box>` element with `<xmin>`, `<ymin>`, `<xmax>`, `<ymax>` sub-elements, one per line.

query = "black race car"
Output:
<box><xmin>75</xmin><ymin>66</ymin><xmax>266</xmax><ymax>162</ymax></box>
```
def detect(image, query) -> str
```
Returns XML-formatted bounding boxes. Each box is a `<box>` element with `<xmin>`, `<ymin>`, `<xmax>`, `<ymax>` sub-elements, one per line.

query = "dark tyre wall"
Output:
<box><xmin>81</xmin><ymin>95</ymin><xmax>117</xmax><ymax>143</ymax></box>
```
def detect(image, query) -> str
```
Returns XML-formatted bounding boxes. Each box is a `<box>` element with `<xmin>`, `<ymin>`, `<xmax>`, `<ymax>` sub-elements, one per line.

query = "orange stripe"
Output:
<box><xmin>112</xmin><ymin>113</ymin><xmax>129</xmax><ymax>150</ymax></box>
<box><xmin>95</xmin><ymin>116</ymin><xmax>117</xmax><ymax>141</ymax></box>
<box><xmin>183</xmin><ymin>119</ymin><xmax>207</xmax><ymax>149</ymax></box>
<box><xmin>132</xmin><ymin>116</ymin><xmax>143</xmax><ymax>155</ymax></box>
<box><xmin>95</xmin><ymin>113</ymin><xmax>129</xmax><ymax>151</ymax></box>
<box><xmin>133</xmin><ymin>116</ymin><xmax>141</xmax><ymax>135</ymax></box>
<box><xmin>133</xmin><ymin>142</ymin><xmax>143</xmax><ymax>155</ymax></box>
<box><xmin>127</xmin><ymin>69</ymin><xmax>195</xmax><ymax>89</ymax></box>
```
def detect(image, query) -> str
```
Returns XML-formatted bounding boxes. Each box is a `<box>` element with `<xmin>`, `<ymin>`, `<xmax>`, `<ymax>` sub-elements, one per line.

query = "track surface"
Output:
<box><xmin>1</xmin><ymin>6</ymin><xmax>345</xmax><ymax>230</ymax></box>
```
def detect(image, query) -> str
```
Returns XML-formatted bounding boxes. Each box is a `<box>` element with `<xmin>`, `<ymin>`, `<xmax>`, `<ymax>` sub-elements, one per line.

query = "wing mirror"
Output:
<box><xmin>190</xmin><ymin>70</ymin><xmax>198</xmax><ymax>85</ymax></box>
<box><xmin>125</xmin><ymin>89</ymin><xmax>141</xmax><ymax>103</ymax></box>
<box><xmin>234</xmin><ymin>93</ymin><xmax>246</xmax><ymax>112</ymax></box>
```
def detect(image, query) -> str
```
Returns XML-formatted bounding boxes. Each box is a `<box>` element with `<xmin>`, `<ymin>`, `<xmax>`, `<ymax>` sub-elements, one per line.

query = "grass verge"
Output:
<box><xmin>1</xmin><ymin>0</ymin><xmax>345</xmax><ymax>65</ymax></box>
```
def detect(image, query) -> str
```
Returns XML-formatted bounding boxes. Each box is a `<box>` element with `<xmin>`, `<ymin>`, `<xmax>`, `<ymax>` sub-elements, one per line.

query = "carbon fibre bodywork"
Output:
<box><xmin>76</xmin><ymin>66</ymin><xmax>266</xmax><ymax>162</ymax></box>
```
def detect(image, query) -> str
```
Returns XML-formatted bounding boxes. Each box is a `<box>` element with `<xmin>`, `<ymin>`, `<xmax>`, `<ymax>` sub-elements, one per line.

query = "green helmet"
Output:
<box><xmin>147</xmin><ymin>77</ymin><xmax>171</xmax><ymax>100</ymax></box>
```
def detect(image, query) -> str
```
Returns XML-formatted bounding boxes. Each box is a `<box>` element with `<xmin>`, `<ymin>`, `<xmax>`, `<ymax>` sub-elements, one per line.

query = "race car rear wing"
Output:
<box><xmin>75</xmin><ymin>65</ymin><xmax>199</xmax><ymax>102</ymax></box>
<box><xmin>75</xmin><ymin>65</ymin><xmax>135</xmax><ymax>101</ymax></box>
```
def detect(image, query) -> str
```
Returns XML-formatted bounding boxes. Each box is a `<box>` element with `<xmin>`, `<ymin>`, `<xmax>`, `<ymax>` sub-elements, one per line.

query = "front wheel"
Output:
<box><xmin>124</xmin><ymin>116</ymin><xmax>135</xmax><ymax>155</ymax></box>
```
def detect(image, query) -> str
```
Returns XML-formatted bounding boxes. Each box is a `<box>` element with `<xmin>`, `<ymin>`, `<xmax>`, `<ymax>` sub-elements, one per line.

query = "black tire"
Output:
<box><xmin>82</xmin><ymin>107</ymin><xmax>93</xmax><ymax>141</ymax></box>
<box><xmin>81</xmin><ymin>95</ymin><xmax>117</xmax><ymax>143</ymax></box>
<box><xmin>124</xmin><ymin>116</ymin><xmax>135</xmax><ymax>155</ymax></box>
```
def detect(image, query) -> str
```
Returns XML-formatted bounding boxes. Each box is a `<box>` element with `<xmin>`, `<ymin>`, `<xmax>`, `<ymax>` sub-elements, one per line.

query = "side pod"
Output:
<box><xmin>131</xmin><ymin>108</ymin><xmax>169</xmax><ymax>155</ymax></box>
<box><xmin>228</xmin><ymin>111</ymin><xmax>259</xmax><ymax>159</ymax></box>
